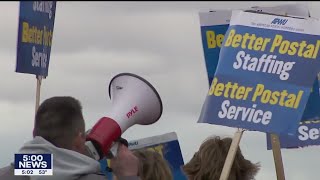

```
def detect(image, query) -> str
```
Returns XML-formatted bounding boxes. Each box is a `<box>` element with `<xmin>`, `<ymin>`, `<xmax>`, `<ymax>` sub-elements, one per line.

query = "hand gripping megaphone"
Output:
<box><xmin>85</xmin><ymin>73</ymin><xmax>163</xmax><ymax>160</ymax></box>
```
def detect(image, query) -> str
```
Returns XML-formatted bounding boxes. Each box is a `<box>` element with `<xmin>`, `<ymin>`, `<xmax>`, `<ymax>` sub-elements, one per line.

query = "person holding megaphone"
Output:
<box><xmin>0</xmin><ymin>96</ymin><xmax>139</xmax><ymax>180</ymax></box>
<box><xmin>0</xmin><ymin>73</ymin><xmax>163</xmax><ymax>180</ymax></box>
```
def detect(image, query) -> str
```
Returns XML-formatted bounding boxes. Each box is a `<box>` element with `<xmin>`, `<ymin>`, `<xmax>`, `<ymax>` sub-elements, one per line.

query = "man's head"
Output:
<box><xmin>33</xmin><ymin>96</ymin><xmax>87</xmax><ymax>155</ymax></box>
<box><xmin>182</xmin><ymin>136</ymin><xmax>260</xmax><ymax>180</ymax></box>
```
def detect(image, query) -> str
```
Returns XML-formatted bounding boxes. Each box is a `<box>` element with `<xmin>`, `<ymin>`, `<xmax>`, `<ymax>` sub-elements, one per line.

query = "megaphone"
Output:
<box><xmin>85</xmin><ymin>73</ymin><xmax>163</xmax><ymax>160</ymax></box>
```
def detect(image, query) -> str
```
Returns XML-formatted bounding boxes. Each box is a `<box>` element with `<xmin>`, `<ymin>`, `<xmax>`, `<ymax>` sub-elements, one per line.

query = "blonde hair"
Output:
<box><xmin>133</xmin><ymin>149</ymin><xmax>173</xmax><ymax>180</ymax></box>
<box><xmin>182</xmin><ymin>136</ymin><xmax>260</xmax><ymax>180</ymax></box>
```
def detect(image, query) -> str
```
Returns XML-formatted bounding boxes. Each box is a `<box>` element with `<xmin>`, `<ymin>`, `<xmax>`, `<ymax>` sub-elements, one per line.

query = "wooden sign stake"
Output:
<box><xmin>219</xmin><ymin>128</ymin><xmax>245</xmax><ymax>180</ymax></box>
<box><xmin>35</xmin><ymin>75</ymin><xmax>43</xmax><ymax>114</ymax></box>
<box><xmin>270</xmin><ymin>134</ymin><xmax>286</xmax><ymax>180</ymax></box>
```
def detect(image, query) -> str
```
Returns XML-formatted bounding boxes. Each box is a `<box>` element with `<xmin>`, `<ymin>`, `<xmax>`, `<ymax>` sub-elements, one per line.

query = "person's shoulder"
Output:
<box><xmin>0</xmin><ymin>165</ymin><xmax>29</xmax><ymax>180</ymax></box>
<box><xmin>0</xmin><ymin>165</ymin><xmax>13</xmax><ymax>177</ymax></box>
<box><xmin>78</xmin><ymin>173</ymin><xmax>108</xmax><ymax>180</ymax></box>
<box><xmin>0</xmin><ymin>165</ymin><xmax>12</xmax><ymax>172</ymax></box>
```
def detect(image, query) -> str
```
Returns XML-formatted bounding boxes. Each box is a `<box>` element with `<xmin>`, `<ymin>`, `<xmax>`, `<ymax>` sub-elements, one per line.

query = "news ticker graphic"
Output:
<box><xmin>14</xmin><ymin>154</ymin><xmax>53</xmax><ymax>176</ymax></box>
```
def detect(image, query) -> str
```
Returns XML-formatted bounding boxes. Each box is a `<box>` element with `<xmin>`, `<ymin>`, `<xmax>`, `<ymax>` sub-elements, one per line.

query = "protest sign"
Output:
<box><xmin>262</xmin><ymin>8</ymin><xmax>320</xmax><ymax>150</ymax></box>
<box><xmin>198</xmin><ymin>10</ymin><xmax>320</xmax><ymax>136</ymax></box>
<box><xmin>16</xmin><ymin>1</ymin><xmax>57</xmax><ymax>128</ymax></box>
<box><xmin>267</xmin><ymin>120</ymin><xmax>320</xmax><ymax>149</ymax></box>
<box><xmin>267</xmin><ymin>78</ymin><xmax>320</xmax><ymax>149</ymax></box>
<box><xmin>199</xmin><ymin>6</ymin><xmax>314</xmax><ymax>179</ymax></box>
<box><xmin>250</xmin><ymin>3</ymin><xmax>310</xmax><ymax>19</ymax></box>
<box><xmin>199</xmin><ymin>4</ymin><xmax>320</xmax><ymax>149</ymax></box>
<box><xmin>16</xmin><ymin>1</ymin><xmax>56</xmax><ymax>77</ymax></box>
<box><xmin>199</xmin><ymin>10</ymin><xmax>231</xmax><ymax>85</ymax></box>
<box><xmin>100</xmin><ymin>132</ymin><xmax>187</xmax><ymax>180</ymax></box>
<box><xmin>199</xmin><ymin>4</ymin><xmax>310</xmax><ymax>86</ymax></box>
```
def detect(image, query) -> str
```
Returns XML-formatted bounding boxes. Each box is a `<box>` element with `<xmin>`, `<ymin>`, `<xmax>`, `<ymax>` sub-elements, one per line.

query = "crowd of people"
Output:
<box><xmin>0</xmin><ymin>96</ymin><xmax>260</xmax><ymax>180</ymax></box>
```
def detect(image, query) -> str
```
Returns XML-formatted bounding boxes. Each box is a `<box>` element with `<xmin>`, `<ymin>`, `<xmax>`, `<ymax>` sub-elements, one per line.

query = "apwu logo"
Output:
<box><xmin>271</xmin><ymin>18</ymin><xmax>288</xmax><ymax>25</ymax></box>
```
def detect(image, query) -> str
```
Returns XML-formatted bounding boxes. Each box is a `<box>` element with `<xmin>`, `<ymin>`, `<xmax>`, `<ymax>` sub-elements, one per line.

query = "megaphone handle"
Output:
<box><xmin>106</xmin><ymin>137</ymin><xmax>129</xmax><ymax>159</ymax></box>
<box><xmin>118</xmin><ymin>137</ymin><xmax>129</xmax><ymax>147</ymax></box>
<box><xmin>109</xmin><ymin>142</ymin><xmax>120</xmax><ymax>158</ymax></box>
<box><xmin>85</xmin><ymin>141</ymin><xmax>101</xmax><ymax>160</ymax></box>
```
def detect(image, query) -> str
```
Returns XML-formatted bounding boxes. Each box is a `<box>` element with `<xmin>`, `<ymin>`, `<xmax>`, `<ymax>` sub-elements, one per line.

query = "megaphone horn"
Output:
<box><xmin>85</xmin><ymin>73</ymin><xmax>163</xmax><ymax>160</ymax></box>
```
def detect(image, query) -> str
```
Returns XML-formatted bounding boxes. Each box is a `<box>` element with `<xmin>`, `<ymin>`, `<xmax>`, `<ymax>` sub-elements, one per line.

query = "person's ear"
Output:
<box><xmin>72</xmin><ymin>131</ymin><xmax>86</xmax><ymax>154</ymax></box>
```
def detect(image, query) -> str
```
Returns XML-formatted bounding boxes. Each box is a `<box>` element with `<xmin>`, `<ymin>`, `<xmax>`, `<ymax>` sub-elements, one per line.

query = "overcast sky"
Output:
<box><xmin>1</xmin><ymin>1</ymin><xmax>319</xmax><ymax>180</ymax></box>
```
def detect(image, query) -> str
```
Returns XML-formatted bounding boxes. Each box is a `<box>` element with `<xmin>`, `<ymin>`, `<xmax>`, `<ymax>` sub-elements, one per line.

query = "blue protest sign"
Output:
<box><xmin>100</xmin><ymin>132</ymin><xmax>187</xmax><ymax>180</ymax></box>
<box><xmin>199</xmin><ymin>7</ymin><xmax>320</xmax><ymax>148</ymax></box>
<box><xmin>199</xmin><ymin>10</ymin><xmax>231</xmax><ymax>85</ymax></box>
<box><xmin>16</xmin><ymin>1</ymin><xmax>56</xmax><ymax>77</ymax></box>
<box><xmin>199</xmin><ymin>5</ymin><xmax>310</xmax><ymax>86</ymax></box>
<box><xmin>198</xmin><ymin>10</ymin><xmax>320</xmax><ymax>135</ymax></box>
<box><xmin>266</xmin><ymin>77</ymin><xmax>320</xmax><ymax>149</ymax></box>
<box><xmin>267</xmin><ymin>120</ymin><xmax>320</xmax><ymax>149</ymax></box>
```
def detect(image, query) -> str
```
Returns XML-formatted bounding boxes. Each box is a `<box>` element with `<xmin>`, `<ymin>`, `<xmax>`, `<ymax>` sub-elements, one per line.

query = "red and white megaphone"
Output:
<box><xmin>85</xmin><ymin>73</ymin><xmax>163</xmax><ymax>160</ymax></box>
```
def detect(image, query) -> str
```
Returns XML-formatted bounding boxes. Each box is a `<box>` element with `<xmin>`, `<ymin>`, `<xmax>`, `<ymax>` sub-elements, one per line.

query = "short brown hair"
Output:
<box><xmin>133</xmin><ymin>149</ymin><xmax>173</xmax><ymax>180</ymax></box>
<box><xmin>34</xmin><ymin>96</ymin><xmax>85</xmax><ymax>149</ymax></box>
<box><xmin>182</xmin><ymin>136</ymin><xmax>260</xmax><ymax>180</ymax></box>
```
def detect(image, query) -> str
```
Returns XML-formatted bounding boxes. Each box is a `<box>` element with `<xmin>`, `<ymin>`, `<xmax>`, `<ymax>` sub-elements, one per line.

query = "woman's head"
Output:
<box><xmin>133</xmin><ymin>149</ymin><xmax>173</xmax><ymax>180</ymax></box>
<box><xmin>182</xmin><ymin>136</ymin><xmax>260</xmax><ymax>180</ymax></box>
